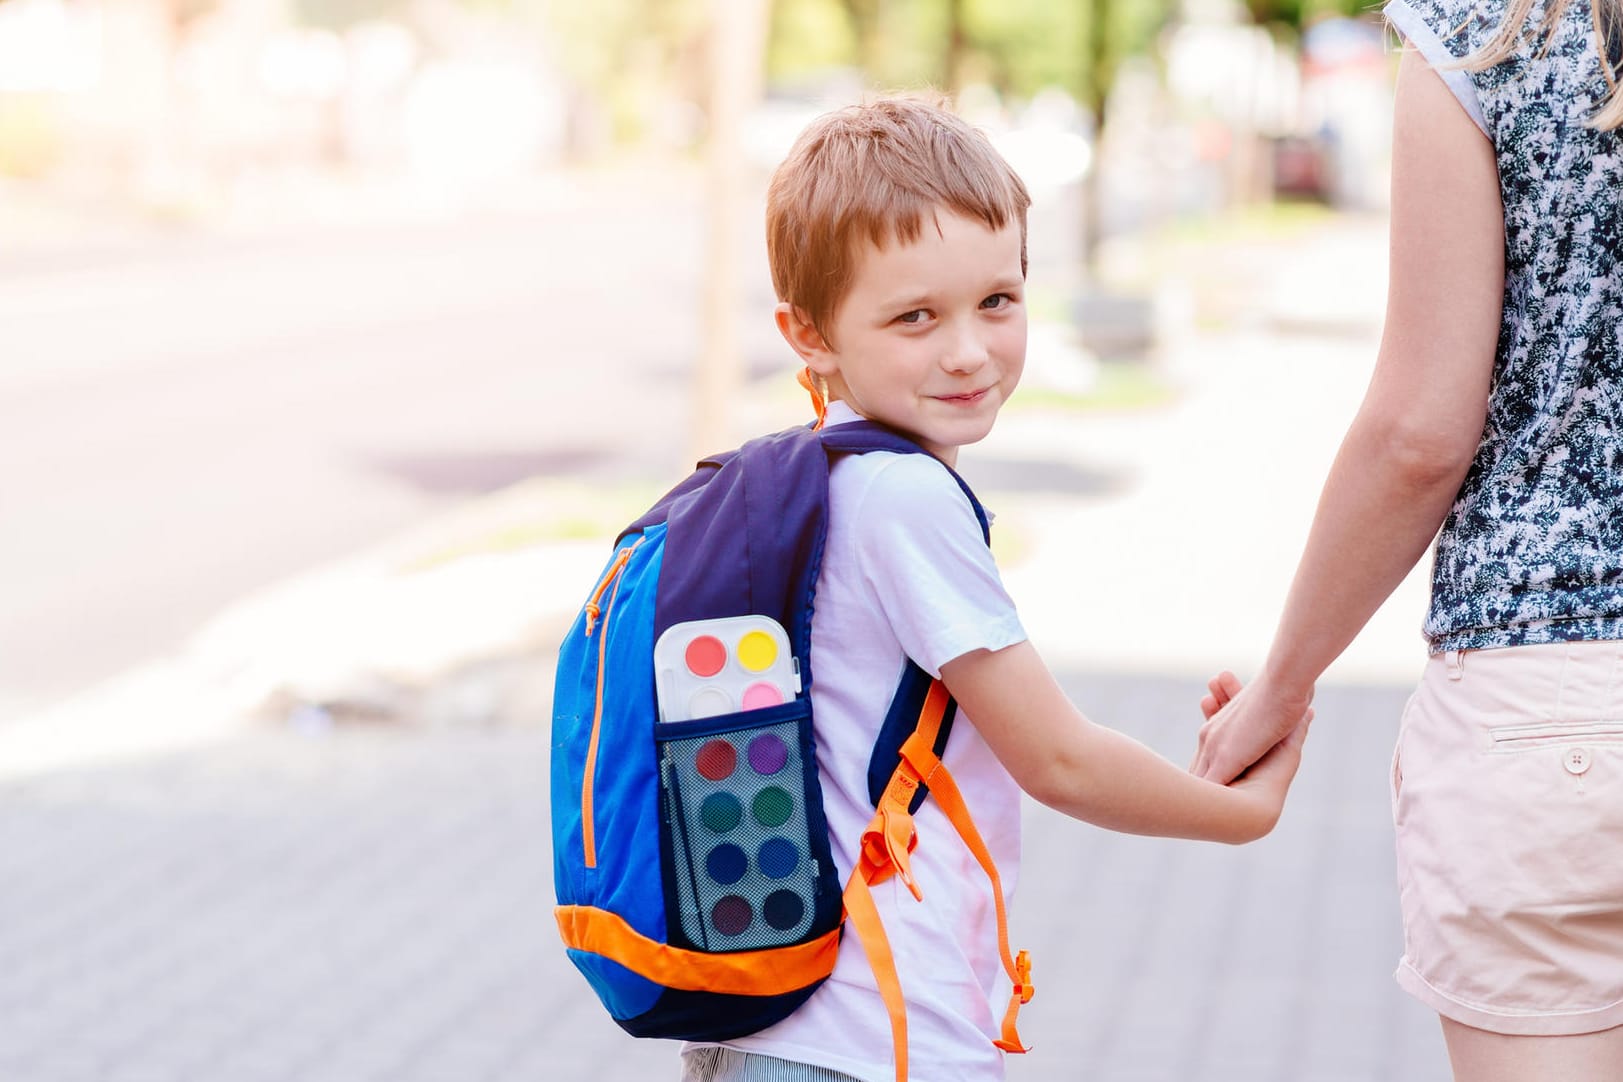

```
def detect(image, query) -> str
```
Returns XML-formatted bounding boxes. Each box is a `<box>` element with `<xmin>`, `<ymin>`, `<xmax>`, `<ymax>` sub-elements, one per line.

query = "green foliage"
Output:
<box><xmin>764</xmin><ymin>0</ymin><xmax>1177</xmax><ymax>106</ymax></box>
<box><xmin>1244</xmin><ymin>0</ymin><xmax>1371</xmax><ymax>31</ymax></box>
<box><xmin>767</xmin><ymin>0</ymin><xmax>857</xmax><ymax>78</ymax></box>
<box><xmin>542</xmin><ymin>0</ymin><xmax>707</xmax><ymax>142</ymax></box>
<box><xmin>960</xmin><ymin>0</ymin><xmax>1087</xmax><ymax>97</ymax></box>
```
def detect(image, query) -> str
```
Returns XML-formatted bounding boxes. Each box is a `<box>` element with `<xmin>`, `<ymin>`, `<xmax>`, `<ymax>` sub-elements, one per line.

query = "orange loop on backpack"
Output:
<box><xmin>797</xmin><ymin>365</ymin><xmax>828</xmax><ymax>430</ymax></box>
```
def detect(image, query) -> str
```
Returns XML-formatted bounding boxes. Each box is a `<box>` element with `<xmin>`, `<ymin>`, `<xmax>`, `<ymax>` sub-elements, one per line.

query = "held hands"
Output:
<box><xmin>1193</xmin><ymin>671</ymin><xmax>1314</xmax><ymax>829</ymax></box>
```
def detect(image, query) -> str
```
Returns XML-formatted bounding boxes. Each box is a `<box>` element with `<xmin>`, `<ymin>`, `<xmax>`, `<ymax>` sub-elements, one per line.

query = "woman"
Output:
<box><xmin>1193</xmin><ymin>0</ymin><xmax>1623</xmax><ymax>1077</ymax></box>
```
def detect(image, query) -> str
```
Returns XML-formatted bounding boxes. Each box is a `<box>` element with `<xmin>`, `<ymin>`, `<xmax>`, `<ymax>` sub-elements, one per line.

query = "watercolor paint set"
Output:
<box><xmin>654</xmin><ymin>616</ymin><xmax>822</xmax><ymax>952</ymax></box>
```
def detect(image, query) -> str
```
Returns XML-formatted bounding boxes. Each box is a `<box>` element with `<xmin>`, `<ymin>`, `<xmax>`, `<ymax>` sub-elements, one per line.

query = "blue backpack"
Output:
<box><xmin>550</xmin><ymin>420</ymin><xmax>1033</xmax><ymax>1081</ymax></box>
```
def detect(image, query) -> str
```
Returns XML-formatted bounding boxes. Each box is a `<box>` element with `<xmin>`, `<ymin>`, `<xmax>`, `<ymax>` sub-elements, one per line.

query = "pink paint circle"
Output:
<box><xmin>694</xmin><ymin>739</ymin><xmax>737</xmax><ymax>781</ymax></box>
<box><xmin>684</xmin><ymin>635</ymin><xmax>727</xmax><ymax>677</ymax></box>
<box><xmin>741</xmin><ymin>682</ymin><xmax>783</xmax><ymax>711</ymax></box>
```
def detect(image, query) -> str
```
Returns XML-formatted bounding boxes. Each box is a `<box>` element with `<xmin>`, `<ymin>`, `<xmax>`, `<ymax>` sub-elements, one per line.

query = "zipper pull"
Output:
<box><xmin>581</xmin><ymin>545</ymin><xmax>636</xmax><ymax>638</ymax></box>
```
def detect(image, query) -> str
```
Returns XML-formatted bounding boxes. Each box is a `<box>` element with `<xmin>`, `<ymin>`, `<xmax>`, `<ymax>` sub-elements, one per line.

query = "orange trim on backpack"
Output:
<box><xmin>555</xmin><ymin>906</ymin><xmax>839</xmax><ymax>995</ymax></box>
<box><xmin>581</xmin><ymin>539</ymin><xmax>641</xmax><ymax>868</ymax></box>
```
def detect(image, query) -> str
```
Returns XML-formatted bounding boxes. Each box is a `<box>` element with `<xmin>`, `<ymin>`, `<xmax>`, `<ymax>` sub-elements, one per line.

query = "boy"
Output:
<box><xmin>680</xmin><ymin>97</ymin><xmax>1309</xmax><ymax>1082</ymax></box>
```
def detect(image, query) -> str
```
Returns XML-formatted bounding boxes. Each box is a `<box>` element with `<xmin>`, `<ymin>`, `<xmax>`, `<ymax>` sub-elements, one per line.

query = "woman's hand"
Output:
<box><xmin>1192</xmin><ymin>671</ymin><xmax>1315</xmax><ymax>785</ymax></box>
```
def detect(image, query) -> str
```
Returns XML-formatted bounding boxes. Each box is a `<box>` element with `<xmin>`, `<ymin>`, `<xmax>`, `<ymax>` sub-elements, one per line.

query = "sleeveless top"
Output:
<box><xmin>1385</xmin><ymin>0</ymin><xmax>1623</xmax><ymax>652</ymax></box>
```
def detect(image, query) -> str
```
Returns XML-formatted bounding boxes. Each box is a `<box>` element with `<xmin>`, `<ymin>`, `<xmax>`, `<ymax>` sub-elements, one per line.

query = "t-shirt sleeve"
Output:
<box><xmin>848</xmin><ymin>455</ymin><xmax>1027</xmax><ymax>678</ymax></box>
<box><xmin>1384</xmin><ymin>0</ymin><xmax>1491</xmax><ymax>137</ymax></box>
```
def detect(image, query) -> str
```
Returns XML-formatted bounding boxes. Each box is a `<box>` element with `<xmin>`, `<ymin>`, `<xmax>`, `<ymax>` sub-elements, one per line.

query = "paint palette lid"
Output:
<box><xmin>653</xmin><ymin>615</ymin><xmax>801</xmax><ymax>723</ymax></box>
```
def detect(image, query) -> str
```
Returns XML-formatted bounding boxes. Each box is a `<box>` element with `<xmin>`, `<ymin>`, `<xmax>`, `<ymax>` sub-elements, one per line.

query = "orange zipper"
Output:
<box><xmin>582</xmin><ymin>540</ymin><xmax>640</xmax><ymax>868</ymax></box>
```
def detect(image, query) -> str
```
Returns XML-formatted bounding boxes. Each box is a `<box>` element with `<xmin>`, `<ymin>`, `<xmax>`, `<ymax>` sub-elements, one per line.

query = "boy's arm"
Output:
<box><xmin>940</xmin><ymin>640</ymin><xmax>1309</xmax><ymax>844</ymax></box>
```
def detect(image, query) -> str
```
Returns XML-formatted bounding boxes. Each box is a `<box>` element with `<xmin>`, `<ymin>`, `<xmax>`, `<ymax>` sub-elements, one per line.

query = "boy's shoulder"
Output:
<box><xmin>830</xmin><ymin>442</ymin><xmax>964</xmax><ymax>510</ymax></box>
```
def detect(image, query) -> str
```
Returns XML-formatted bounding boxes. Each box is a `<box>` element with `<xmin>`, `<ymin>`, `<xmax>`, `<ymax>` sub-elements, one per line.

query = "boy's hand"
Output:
<box><xmin>1223</xmin><ymin>708</ymin><xmax>1313</xmax><ymax>839</ymax></box>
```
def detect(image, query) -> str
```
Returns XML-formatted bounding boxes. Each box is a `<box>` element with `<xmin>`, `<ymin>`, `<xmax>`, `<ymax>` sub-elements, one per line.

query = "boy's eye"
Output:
<box><xmin>896</xmin><ymin>309</ymin><xmax>929</xmax><ymax>325</ymax></box>
<box><xmin>981</xmin><ymin>293</ymin><xmax>1015</xmax><ymax>310</ymax></box>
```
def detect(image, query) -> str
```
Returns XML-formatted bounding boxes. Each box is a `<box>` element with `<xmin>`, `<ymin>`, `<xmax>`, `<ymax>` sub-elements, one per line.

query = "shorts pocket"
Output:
<box><xmin>1487</xmin><ymin>719</ymin><xmax>1623</xmax><ymax>753</ymax></box>
<box><xmin>1390</xmin><ymin>691</ymin><xmax>1419</xmax><ymax>819</ymax></box>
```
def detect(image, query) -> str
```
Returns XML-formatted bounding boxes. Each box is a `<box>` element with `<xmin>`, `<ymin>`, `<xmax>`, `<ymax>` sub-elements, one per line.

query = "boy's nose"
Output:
<box><xmin>941</xmin><ymin>325</ymin><xmax>990</xmax><ymax>373</ymax></box>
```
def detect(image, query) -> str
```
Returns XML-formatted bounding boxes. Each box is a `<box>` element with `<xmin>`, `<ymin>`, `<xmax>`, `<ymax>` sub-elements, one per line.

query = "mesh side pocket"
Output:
<box><xmin>658</xmin><ymin>702</ymin><xmax>822</xmax><ymax>952</ymax></box>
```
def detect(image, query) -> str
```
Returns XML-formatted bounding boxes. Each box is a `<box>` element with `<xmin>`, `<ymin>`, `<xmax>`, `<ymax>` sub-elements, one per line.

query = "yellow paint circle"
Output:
<box><xmin>736</xmin><ymin>630</ymin><xmax>778</xmax><ymax>672</ymax></box>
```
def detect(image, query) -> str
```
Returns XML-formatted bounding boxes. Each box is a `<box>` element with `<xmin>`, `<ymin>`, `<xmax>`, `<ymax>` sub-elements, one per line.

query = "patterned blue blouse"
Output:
<box><xmin>1385</xmin><ymin>0</ymin><xmax>1623</xmax><ymax>652</ymax></box>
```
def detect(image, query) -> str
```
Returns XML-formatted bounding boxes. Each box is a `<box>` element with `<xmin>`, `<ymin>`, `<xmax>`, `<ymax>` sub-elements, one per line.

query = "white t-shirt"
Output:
<box><xmin>699</xmin><ymin>402</ymin><xmax>1029</xmax><ymax>1081</ymax></box>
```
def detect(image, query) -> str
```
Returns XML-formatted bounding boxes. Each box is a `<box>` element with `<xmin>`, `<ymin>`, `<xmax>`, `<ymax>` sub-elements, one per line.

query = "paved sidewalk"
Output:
<box><xmin>0</xmin><ymin>671</ymin><xmax>1446</xmax><ymax>1082</ymax></box>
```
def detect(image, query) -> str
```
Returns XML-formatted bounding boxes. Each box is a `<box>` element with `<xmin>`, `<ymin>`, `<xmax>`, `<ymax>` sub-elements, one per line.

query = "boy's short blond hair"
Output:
<box><xmin>765</xmin><ymin>97</ymin><xmax>1032</xmax><ymax>346</ymax></box>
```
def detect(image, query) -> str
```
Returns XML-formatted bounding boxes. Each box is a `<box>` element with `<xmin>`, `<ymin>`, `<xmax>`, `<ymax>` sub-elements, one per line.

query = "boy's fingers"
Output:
<box><xmin>1199</xmin><ymin>693</ymin><xmax>1220</xmax><ymax>719</ymax></box>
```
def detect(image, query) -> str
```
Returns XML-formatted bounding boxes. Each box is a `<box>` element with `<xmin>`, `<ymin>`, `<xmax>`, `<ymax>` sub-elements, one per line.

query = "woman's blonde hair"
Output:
<box><xmin>1463</xmin><ymin>0</ymin><xmax>1623</xmax><ymax>128</ymax></box>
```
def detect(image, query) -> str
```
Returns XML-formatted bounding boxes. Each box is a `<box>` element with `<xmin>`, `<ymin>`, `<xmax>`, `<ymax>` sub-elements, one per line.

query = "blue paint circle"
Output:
<box><xmin>758</xmin><ymin>837</ymin><xmax>799</xmax><ymax>880</ymax></box>
<box><xmin>706</xmin><ymin>843</ymin><xmax>748</xmax><ymax>885</ymax></box>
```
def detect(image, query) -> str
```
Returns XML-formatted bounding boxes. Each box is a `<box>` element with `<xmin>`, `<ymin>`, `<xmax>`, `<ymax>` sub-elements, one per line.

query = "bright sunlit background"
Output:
<box><xmin>0</xmin><ymin>0</ymin><xmax>1405</xmax><ymax>738</ymax></box>
<box><xmin>0</xmin><ymin>4</ymin><xmax>1453</xmax><ymax>1081</ymax></box>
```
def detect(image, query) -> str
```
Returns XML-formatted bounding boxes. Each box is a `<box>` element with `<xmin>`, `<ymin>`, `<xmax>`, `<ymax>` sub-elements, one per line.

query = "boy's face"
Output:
<box><xmin>780</xmin><ymin>208</ymin><xmax>1026</xmax><ymax>467</ymax></box>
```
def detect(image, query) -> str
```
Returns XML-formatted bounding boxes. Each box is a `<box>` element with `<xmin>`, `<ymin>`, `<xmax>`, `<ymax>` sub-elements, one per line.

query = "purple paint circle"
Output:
<box><xmin>748</xmin><ymin>733</ymin><xmax>789</xmax><ymax>776</ymax></box>
<box><xmin>710</xmin><ymin>895</ymin><xmax>753</xmax><ymax>937</ymax></box>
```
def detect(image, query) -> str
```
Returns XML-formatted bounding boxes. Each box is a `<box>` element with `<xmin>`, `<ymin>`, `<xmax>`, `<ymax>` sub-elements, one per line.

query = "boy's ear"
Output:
<box><xmin>774</xmin><ymin>303</ymin><xmax>832</xmax><ymax>367</ymax></box>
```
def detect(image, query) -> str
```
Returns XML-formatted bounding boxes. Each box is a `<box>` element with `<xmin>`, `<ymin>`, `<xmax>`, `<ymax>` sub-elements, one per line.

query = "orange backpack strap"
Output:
<box><xmin>897</xmin><ymin>726</ymin><xmax>1034</xmax><ymax>1053</ymax></box>
<box><xmin>841</xmin><ymin>678</ymin><xmax>1034</xmax><ymax>1082</ymax></box>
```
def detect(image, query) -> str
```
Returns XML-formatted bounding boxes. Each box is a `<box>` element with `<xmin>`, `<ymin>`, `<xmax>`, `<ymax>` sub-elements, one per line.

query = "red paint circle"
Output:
<box><xmin>710</xmin><ymin>895</ymin><xmax>753</xmax><ymax>937</ymax></box>
<box><xmin>684</xmin><ymin>636</ymin><xmax>727</xmax><ymax>677</ymax></box>
<box><xmin>695</xmin><ymin>739</ymin><xmax>738</xmax><ymax>781</ymax></box>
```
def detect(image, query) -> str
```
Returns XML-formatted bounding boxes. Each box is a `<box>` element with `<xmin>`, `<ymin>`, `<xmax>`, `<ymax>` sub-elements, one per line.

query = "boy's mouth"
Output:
<box><xmin>933</xmin><ymin>387</ymin><xmax>991</xmax><ymax>405</ymax></box>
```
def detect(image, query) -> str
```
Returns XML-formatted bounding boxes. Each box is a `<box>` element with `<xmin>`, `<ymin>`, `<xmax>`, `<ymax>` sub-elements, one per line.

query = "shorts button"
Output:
<box><xmin>1564</xmin><ymin>747</ymin><xmax>1592</xmax><ymax>775</ymax></box>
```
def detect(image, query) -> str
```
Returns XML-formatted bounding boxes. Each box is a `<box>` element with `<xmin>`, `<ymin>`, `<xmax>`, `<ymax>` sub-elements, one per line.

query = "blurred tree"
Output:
<box><xmin>1244</xmin><ymin>0</ymin><xmax>1368</xmax><ymax>34</ymax></box>
<box><xmin>695</xmin><ymin>0</ymin><xmax>771</xmax><ymax>462</ymax></box>
<box><xmin>294</xmin><ymin>0</ymin><xmax>412</xmax><ymax>26</ymax></box>
<box><xmin>541</xmin><ymin>0</ymin><xmax>708</xmax><ymax>145</ymax></box>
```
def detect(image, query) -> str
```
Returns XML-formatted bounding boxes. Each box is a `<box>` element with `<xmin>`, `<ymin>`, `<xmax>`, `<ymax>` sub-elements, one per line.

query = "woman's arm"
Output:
<box><xmin>942</xmin><ymin>641</ymin><xmax>1309</xmax><ymax>844</ymax></box>
<box><xmin>1191</xmin><ymin>46</ymin><xmax>1505</xmax><ymax>783</ymax></box>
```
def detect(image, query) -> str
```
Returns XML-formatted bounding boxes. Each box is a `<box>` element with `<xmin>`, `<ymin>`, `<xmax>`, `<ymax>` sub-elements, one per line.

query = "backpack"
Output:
<box><xmin>550</xmin><ymin>419</ymin><xmax>1033</xmax><ymax>1082</ymax></box>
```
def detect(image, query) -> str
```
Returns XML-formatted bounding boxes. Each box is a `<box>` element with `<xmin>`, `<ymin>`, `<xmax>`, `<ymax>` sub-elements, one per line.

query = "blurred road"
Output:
<box><xmin>0</xmin><ymin>178</ymin><xmax>784</xmax><ymax>725</ymax></box>
<box><xmin>0</xmin><ymin>672</ymin><xmax>1448</xmax><ymax>1082</ymax></box>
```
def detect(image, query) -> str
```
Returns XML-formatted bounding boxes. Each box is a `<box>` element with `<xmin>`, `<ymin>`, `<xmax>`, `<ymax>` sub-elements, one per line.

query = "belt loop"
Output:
<box><xmin>1445</xmin><ymin>649</ymin><xmax>1465</xmax><ymax>681</ymax></box>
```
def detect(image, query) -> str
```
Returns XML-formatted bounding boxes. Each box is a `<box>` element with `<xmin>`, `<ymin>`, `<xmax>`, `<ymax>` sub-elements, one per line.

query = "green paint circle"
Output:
<box><xmin>752</xmin><ymin>786</ymin><xmax>794</xmax><ymax>828</ymax></box>
<box><xmin>700</xmin><ymin>792</ymin><xmax>742</xmax><ymax>833</ymax></box>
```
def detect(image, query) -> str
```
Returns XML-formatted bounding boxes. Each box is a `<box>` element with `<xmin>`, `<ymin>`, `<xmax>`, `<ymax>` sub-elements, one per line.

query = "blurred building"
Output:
<box><xmin>0</xmin><ymin>0</ymin><xmax>571</xmax><ymax>219</ymax></box>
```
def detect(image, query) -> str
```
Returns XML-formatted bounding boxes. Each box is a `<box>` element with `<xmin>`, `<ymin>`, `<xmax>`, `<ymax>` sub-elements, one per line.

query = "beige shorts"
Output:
<box><xmin>1392</xmin><ymin>639</ymin><xmax>1623</xmax><ymax>1035</ymax></box>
